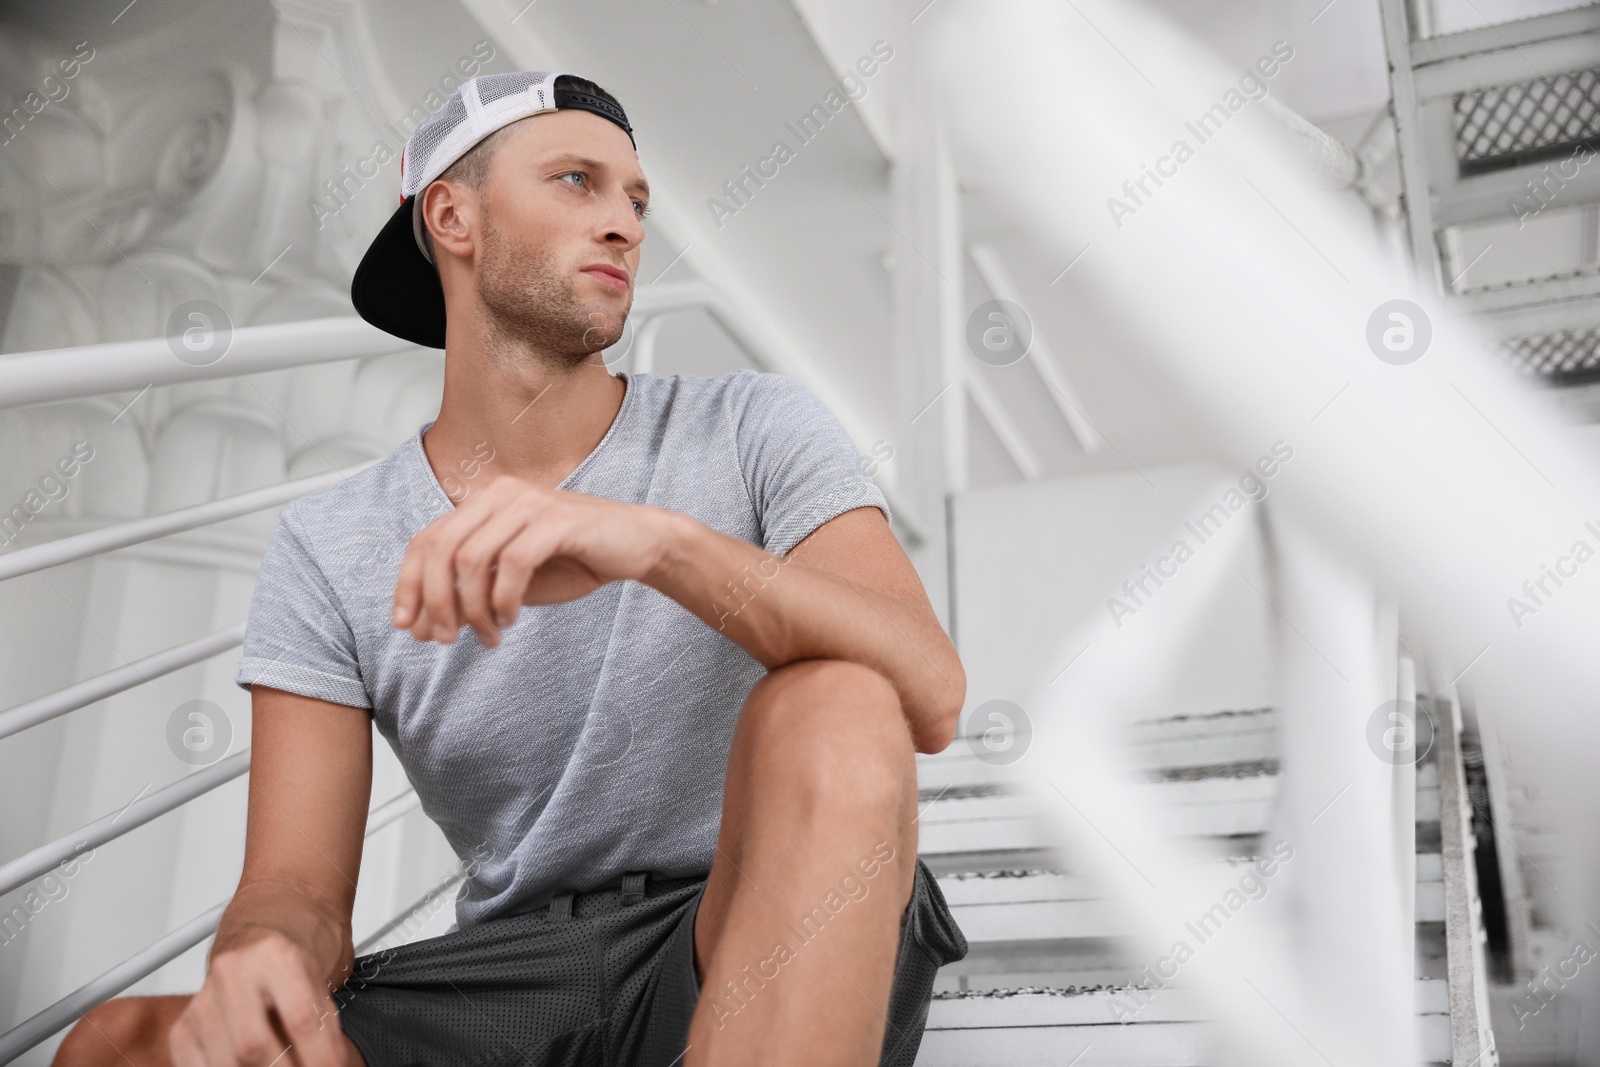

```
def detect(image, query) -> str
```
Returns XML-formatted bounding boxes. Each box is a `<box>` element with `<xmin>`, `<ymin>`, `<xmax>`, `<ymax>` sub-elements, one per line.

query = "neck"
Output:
<box><xmin>424</xmin><ymin>321</ymin><xmax>627</xmax><ymax>495</ymax></box>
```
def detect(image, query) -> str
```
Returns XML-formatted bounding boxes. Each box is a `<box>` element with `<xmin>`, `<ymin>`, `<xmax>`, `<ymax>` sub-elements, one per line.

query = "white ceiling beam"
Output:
<box><xmin>963</xmin><ymin>364</ymin><xmax>1042</xmax><ymax>480</ymax></box>
<box><xmin>967</xmin><ymin>243</ymin><xmax>1101</xmax><ymax>454</ymax></box>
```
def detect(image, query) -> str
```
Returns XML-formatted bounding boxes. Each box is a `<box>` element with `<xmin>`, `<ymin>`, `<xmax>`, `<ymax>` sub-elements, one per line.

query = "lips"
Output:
<box><xmin>581</xmin><ymin>264</ymin><xmax>630</xmax><ymax>291</ymax></box>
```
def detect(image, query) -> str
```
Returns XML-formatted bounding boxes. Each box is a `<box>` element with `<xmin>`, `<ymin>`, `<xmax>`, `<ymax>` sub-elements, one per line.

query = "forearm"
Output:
<box><xmin>645</xmin><ymin>512</ymin><xmax>964</xmax><ymax>751</ymax></box>
<box><xmin>212</xmin><ymin>879</ymin><xmax>354</xmax><ymax>989</ymax></box>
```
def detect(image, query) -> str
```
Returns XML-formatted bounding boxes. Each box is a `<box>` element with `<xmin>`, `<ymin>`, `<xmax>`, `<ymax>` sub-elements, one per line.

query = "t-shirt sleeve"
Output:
<box><xmin>732</xmin><ymin>372</ymin><xmax>891</xmax><ymax>556</ymax></box>
<box><xmin>234</xmin><ymin>509</ymin><xmax>372</xmax><ymax>710</ymax></box>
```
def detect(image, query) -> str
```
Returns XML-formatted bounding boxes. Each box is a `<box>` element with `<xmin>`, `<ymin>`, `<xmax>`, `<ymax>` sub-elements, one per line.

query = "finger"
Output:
<box><xmin>406</xmin><ymin>602</ymin><xmax>435</xmax><ymax>642</ymax></box>
<box><xmin>391</xmin><ymin>529</ymin><xmax>430</xmax><ymax>631</ymax></box>
<box><xmin>176</xmin><ymin>989</ymin><xmax>236</xmax><ymax>1067</ymax></box>
<box><xmin>490</xmin><ymin>521</ymin><xmax>569</xmax><ymax>622</ymax></box>
<box><xmin>391</xmin><ymin>502</ymin><xmax>489</xmax><ymax>635</ymax></box>
<box><xmin>425</xmin><ymin>481</ymin><xmax>540</xmax><ymax>642</ymax></box>
<box><xmin>455</xmin><ymin>508</ymin><xmax>535</xmax><ymax>644</ymax></box>
<box><xmin>211</xmin><ymin>965</ymin><xmax>296</xmax><ymax>1066</ymax></box>
<box><xmin>417</xmin><ymin>505</ymin><xmax>499</xmax><ymax>641</ymax></box>
<box><xmin>167</xmin><ymin>1011</ymin><xmax>207</xmax><ymax>1067</ymax></box>
<box><xmin>203</xmin><ymin>959</ymin><xmax>281</xmax><ymax>1067</ymax></box>
<box><xmin>257</xmin><ymin>959</ymin><xmax>348</xmax><ymax>1067</ymax></box>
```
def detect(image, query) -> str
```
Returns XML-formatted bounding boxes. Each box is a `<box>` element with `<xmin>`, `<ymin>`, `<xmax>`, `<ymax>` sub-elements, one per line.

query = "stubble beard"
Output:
<box><xmin>474</xmin><ymin>203</ymin><xmax>626</xmax><ymax>371</ymax></box>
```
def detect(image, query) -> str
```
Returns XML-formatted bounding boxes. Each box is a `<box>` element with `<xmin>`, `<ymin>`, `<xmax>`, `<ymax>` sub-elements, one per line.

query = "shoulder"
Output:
<box><xmin>626</xmin><ymin>370</ymin><xmax>824</xmax><ymax>428</ymax></box>
<box><xmin>275</xmin><ymin>433</ymin><xmax>425</xmax><ymax>552</ymax></box>
<box><xmin>626</xmin><ymin>368</ymin><xmax>798</xmax><ymax>405</ymax></box>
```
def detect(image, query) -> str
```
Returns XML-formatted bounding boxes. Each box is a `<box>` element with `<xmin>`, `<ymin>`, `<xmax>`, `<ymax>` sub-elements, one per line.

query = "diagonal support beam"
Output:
<box><xmin>963</xmin><ymin>364</ymin><xmax>1042</xmax><ymax>480</ymax></box>
<box><xmin>1377</xmin><ymin>0</ymin><xmax>1444</xmax><ymax>291</ymax></box>
<box><xmin>968</xmin><ymin>244</ymin><xmax>1101</xmax><ymax>454</ymax></box>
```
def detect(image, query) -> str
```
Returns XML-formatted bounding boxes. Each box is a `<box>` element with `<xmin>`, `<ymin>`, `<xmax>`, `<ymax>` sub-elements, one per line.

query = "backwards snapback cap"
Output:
<box><xmin>351</xmin><ymin>71</ymin><xmax>636</xmax><ymax>349</ymax></box>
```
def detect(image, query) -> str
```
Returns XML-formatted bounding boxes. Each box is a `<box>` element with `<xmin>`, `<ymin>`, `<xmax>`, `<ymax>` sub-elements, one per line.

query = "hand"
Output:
<box><xmin>169</xmin><ymin>932</ymin><xmax>349</xmax><ymax>1067</ymax></box>
<box><xmin>391</xmin><ymin>476</ymin><xmax>676</xmax><ymax>647</ymax></box>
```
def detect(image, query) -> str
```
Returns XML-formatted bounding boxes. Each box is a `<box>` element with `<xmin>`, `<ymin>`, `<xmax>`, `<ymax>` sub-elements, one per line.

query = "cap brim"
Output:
<box><xmin>351</xmin><ymin>196</ymin><xmax>447</xmax><ymax>349</ymax></box>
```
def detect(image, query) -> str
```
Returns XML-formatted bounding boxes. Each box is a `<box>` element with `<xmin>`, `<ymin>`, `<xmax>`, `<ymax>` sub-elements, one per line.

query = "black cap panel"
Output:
<box><xmin>350</xmin><ymin>196</ymin><xmax>447</xmax><ymax>350</ymax></box>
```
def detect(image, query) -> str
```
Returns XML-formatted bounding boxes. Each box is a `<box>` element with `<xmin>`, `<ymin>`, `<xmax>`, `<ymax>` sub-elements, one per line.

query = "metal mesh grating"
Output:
<box><xmin>1499</xmin><ymin>326</ymin><xmax>1600</xmax><ymax>384</ymax></box>
<box><xmin>1454</xmin><ymin>68</ymin><xmax>1600</xmax><ymax>175</ymax></box>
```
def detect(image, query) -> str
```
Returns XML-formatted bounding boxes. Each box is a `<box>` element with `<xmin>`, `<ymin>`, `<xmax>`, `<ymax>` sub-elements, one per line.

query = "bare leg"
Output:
<box><xmin>53</xmin><ymin>996</ymin><xmax>191</xmax><ymax>1067</ymax></box>
<box><xmin>687</xmin><ymin>659</ymin><xmax>921</xmax><ymax>1067</ymax></box>
<box><xmin>52</xmin><ymin>993</ymin><xmax>367</xmax><ymax>1066</ymax></box>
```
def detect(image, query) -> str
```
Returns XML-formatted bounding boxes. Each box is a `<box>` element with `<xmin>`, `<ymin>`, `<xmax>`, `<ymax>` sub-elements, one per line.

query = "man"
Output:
<box><xmin>57</xmin><ymin>71</ymin><xmax>967</xmax><ymax>1067</ymax></box>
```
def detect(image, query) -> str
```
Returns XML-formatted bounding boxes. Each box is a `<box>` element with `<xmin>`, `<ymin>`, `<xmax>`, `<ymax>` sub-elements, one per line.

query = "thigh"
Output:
<box><xmin>692</xmin><ymin>660</ymin><xmax>921</xmax><ymax>979</ymax></box>
<box><xmin>52</xmin><ymin>995</ymin><xmax>190</xmax><ymax>1067</ymax></box>
<box><xmin>676</xmin><ymin>859</ymin><xmax>967</xmax><ymax>1067</ymax></box>
<box><xmin>55</xmin><ymin>993</ymin><xmax>368</xmax><ymax>1067</ymax></box>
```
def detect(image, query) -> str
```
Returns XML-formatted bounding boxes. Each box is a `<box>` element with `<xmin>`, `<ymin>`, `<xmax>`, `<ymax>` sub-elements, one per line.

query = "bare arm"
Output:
<box><xmin>390</xmin><ymin>480</ymin><xmax>965</xmax><ymax>753</ymax></box>
<box><xmin>169</xmin><ymin>686</ymin><xmax>372</xmax><ymax>1067</ymax></box>
<box><xmin>650</xmin><ymin>505</ymin><xmax>964</xmax><ymax>752</ymax></box>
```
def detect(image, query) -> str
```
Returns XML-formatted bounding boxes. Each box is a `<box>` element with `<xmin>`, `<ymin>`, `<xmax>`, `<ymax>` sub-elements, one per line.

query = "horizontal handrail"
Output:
<box><xmin>0</xmin><ymin>788</ymin><xmax>420</xmax><ymax>1064</ymax></box>
<box><xmin>0</xmin><ymin>318</ymin><xmax>408</xmax><ymax>411</ymax></box>
<box><xmin>0</xmin><ymin>463</ymin><xmax>375</xmax><ymax>583</ymax></box>
<box><xmin>0</xmin><ymin>751</ymin><xmax>250</xmax><ymax>898</ymax></box>
<box><xmin>0</xmin><ymin>282</ymin><xmax>713</xmax><ymax>411</ymax></box>
<box><xmin>0</xmin><ymin>625</ymin><xmax>245</xmax><ymax>742</ymax></box>
<box><xmin>1</xmin><ymin>279</ymin><xmax>922</xmax><ymax>544</ymax></box>
<box><xmin>0</xmin><ymin>901</ymin><xmax>228</xmax><ymax>1064</ymax></box>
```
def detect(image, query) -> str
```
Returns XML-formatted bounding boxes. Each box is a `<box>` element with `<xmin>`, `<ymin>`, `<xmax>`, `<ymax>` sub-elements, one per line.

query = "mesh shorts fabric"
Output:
<box><xmin>334</xmin><ymin>858</ymin><xmax>967</xmax><ymax>1067</ymax></box>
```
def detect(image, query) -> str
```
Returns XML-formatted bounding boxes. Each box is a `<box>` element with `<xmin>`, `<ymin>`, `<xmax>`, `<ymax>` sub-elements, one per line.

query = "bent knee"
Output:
<box><xmin>747</xmin><ymin>660</ymin><xmax>906</xmax><ymax>743</ymax></box>
<box><xmin>55</xmin><ymin>995</ymin><xmax>187</xmax><ymax>1067</ymax></box>
<box><xmin>739</xmin><ymin>660</ymin><xmax>915</xmax><ymax>797</ymax></box>
<box><xmin>749</xmin><ymin>659</ymin><xmax>899</xmax><ymax>719</ymax></box>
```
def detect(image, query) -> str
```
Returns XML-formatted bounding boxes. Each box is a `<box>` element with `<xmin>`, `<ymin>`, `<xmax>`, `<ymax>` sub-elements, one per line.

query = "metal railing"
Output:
<box><xmin>0</xmin><ymin>787</ymin><xmax>421</xmax><ymax>1063</ymax></box>
<box><xmin>0</xmin><ymin>311</ymin><xmax>451</xmax><ymax>1060</ymax></box>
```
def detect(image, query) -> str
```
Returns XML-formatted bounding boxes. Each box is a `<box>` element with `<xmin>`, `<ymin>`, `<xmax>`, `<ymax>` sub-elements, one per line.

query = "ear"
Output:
<box><xmin>420</xmin><ymin>180</ymin><xmax>478</xmax><ymax>262</ymax></box>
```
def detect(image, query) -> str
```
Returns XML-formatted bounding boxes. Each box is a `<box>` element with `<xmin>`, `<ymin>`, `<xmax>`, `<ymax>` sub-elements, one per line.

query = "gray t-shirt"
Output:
<box><xmin>235</xmin><ymin>370</ymin><xmax>888</xmax><ymax>929</ymax></box>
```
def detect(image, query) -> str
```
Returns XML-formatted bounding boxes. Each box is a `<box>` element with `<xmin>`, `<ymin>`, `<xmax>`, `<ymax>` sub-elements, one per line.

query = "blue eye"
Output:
<box><xmin>560</xmin><ymin>171</ymin><xmax>647</xmax><ymax>218</ymax></box>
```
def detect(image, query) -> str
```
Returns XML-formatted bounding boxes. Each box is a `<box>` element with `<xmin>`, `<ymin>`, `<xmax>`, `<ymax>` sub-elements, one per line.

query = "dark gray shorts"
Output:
<box><xmin>335</xmin><ymin>858</ymin><xmax>967</xmax><ymax>1067</ymax></box>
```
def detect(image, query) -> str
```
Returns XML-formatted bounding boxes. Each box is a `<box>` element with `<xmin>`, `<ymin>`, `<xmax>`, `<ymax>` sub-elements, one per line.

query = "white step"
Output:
<box><xmin>918</xmin><ymin>989</ymin><xmax>1210</xmax><ymax>1066</ymax></box>
<box><xmin>921</xmin><ymin>709</ymin><xmax>1280</xmax><ymax>796</ymax></box>
<box><xmin>1416</xmin><ymin>978</ymin><xmax>1451</xmax><ymax>1062</ymax></box>
<box><xmin>917</xmin><ymin>775</ymin><xmax>1277</xmax><ymax>857</ymax></box>
<box><xmin>1122</xmin><ymin>708</ymin><xmax>1277</xmax><ymax>772</ymax></box>
<box><xmin>911</xmin><ymin>710</ymin><xmax>1284</xmax><ymax>1065</ymax></box>
<box><xmin>937</xmin><ymin>863</ymin><xmax>1280</xmax><ymax>945</ymax></box>
<box><xmin>1415</xmin><ymin>853</ymin><xmax>1445</xmax><ymax>923</ymax></box>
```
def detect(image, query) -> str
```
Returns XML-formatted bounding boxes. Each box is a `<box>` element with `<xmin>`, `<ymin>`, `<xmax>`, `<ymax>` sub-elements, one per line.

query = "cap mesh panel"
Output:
<box><xmin>404</xmin><ymin>92</ymin><xmax>469</xmax><ymax>196</ymax></box>
<box><xmin>477</xmin><ymin>71</ymin><xmax>544</xmax><ymax>105</ymax></box>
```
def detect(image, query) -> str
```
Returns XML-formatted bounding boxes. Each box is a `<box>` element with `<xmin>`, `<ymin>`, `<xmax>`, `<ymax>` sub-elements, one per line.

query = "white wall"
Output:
<box><xmin>951</xmin><ymin>460</ymin><xmax>1277</xmax><ymax>728</ymax></box>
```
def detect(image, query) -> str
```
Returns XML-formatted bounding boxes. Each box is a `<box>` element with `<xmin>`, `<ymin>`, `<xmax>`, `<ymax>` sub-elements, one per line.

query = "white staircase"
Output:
<box><xmin>1380</xmin><ymin>0</ymin><xmax>1600</xmax><ymax>386</ymax></box>
<box><xmin>913</xmin><ymin>708</ymin><xmax>1279</xmax><ymax>1066</ymax></box>
<box><xmin>914</xmin><ymin>703</ymin><xmax>1475</xmax><ymax>1065</ymax></box>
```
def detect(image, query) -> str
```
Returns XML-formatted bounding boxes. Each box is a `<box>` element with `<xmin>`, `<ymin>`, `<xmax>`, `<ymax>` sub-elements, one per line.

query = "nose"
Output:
<box><xmin>602</xmin><ymin>189</ymin><xmax>646</xmax><ymax>250</ymax></box>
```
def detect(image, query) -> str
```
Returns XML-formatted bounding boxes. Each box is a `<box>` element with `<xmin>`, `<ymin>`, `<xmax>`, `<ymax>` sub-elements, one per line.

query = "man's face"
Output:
<box><xmin>461</xmin><ymin>110</ymin><xmax>648</xmax><ymax>364</ymax></box>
